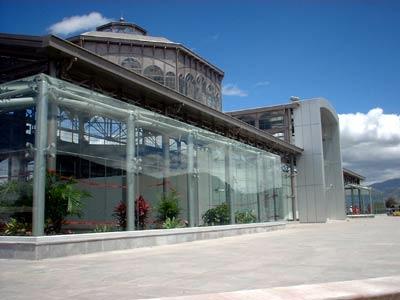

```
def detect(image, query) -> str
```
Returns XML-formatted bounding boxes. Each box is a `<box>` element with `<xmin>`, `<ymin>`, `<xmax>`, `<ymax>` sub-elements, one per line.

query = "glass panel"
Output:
<box><xmin>195</xmin><ymin>131</ymin><xmax>228</xmax><ymax>226</ymax></box>
<box><xmin>230</xmin><ymin>146</ymin><xmax>258</xmax><ymax>224</ymax></box>
<box><xmin>1</xmin><ymin>74</ymin><xmax>286</xmax><ymax>235</ymax></box>
<box><xmin>0</xmin><ymin>77</ymin><xmax>36</xmax><ymax>236</ymax></box>
<box><xmin>0</xmin><ymin>107</ymin><xmax>35</xmax><ymax>236</ymax></box>
<box><xmin>279</xmin><ymin>168</ymin><xmax>293</xmax><ymax>220</ymax></box>
<box><xmin>136</xmin><ymin>113</ymin><xmax>190</xmax><ymax>229</ymax></box>
<box><xmin>49</xmin><ymin>103</ymin><xmax>127</xmax><ymax>234</ymax></box>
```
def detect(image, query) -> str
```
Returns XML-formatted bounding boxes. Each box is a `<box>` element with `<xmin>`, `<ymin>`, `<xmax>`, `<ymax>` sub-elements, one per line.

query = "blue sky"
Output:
<box><xmin>1</xmin><ymin>0</ymin><xmax>399</xmax><ymax>114</ymax></box>
<box><xmin>1</xmin><ymin>0</ymin><xmax>400</xmax><ymax>182</ymax></box>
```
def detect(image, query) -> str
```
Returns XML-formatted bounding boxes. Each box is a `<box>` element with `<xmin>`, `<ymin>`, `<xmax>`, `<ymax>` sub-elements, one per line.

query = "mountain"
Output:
<box><xmin>370</xmin><ymin>178</ymin><xmax>400</xmax><ymax>200</ymax></box>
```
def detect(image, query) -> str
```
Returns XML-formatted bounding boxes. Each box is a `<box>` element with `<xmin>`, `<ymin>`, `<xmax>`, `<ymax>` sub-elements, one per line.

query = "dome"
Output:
<box><xmin>96</xmin><ymin>19</ymin><xmax>147</xmax><ymax>36</ymax></box>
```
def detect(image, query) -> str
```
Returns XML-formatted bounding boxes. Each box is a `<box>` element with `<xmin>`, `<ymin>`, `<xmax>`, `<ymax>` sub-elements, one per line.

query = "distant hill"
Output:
<box><xmin>370</xmin><ymin>178</ymin><xmax>400</xmax><ymax>200</ymax></box>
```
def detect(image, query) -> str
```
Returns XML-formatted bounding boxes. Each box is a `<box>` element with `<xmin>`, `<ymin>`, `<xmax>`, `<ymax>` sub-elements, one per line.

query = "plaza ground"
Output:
<box><xmin>1</xmin><ymin>216</ymin><xmax>399</xmax><ymax>300</ymax></box>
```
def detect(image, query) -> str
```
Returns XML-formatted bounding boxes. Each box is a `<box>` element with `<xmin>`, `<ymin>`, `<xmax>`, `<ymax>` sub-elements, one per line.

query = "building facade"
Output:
<box><xmin>0</xmin><ymin>20</ymin><xmax>304</xmax><ymax>237</ymax></box>
<box><xmin>229</xmin><ymin>98</ymin><xmax>347</xmax><ymax>222</ymax></box>
<box><xmin>69</xmin><ymin>19</ymin><xmax>223</xmax><ymax>110</ymax></box>
<box><xmin>0</xmin><ymin>19</ymin><xmax>350</xmax><ymax>238</ymax></box>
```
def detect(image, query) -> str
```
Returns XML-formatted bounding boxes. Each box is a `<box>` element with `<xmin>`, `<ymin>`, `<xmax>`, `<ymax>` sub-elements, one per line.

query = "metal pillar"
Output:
<box><xmin>225</xmin><ymin>145</ymin><xmax>235</xmax><ymax>224</ymax></box>
<box><xmin>162</xmin><ymin>134</ymin><xmax>170</xmax><ymax>197</ymax></box>
<box><xmin>126</xmin><ymin>113</ymin><xmax>136</xmax><ymax>231</ymax></box>
<box><xmin>47</xmin><ymin>61</ymin><xmax>58</xmax><ymax>171</ymax></box>
<box><xmin>290</xmin><ymin>156</ymin><xmax>297</xmax><ymax>221</ymax></box>
<box><xmin>32</xmin><ymin>76</ymin><xmax>49</xmax><ymax>236</ymax></box>
<box><xmin>255</xmin><ymin>154</ymin><xmax>262</xmax><ymax>222</ymax></box>
<box><xmin>47</xmin><ymin>103</ymin><xmax>58</xmax><ymax>171</ymax></box>
<box><xmin>187</xmin><ymin>132</ymin><xmax>196</xmax><ymax>227</ymax></box>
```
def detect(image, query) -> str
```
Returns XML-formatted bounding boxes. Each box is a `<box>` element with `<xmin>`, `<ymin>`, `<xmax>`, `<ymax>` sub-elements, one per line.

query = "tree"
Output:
<box><xmin>385</xmin><ymin>197</ymin><xmax>398</xmax><ymax>209</ymax></box>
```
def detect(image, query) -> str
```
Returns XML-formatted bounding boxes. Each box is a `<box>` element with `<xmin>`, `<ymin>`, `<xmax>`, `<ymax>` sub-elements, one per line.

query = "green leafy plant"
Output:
<box><xmin>157</xmin><ymin>189</ymin><xmax>181</xmax><ymax>223</ymax></box>
<box><xmin>0</xmin><ymin>180</ymin><xmax>33</xmax><ymax>207</ymax></box>
<box><xmin>93</xmin><ymin>224</ymin><xmax>115</xmax><ymax>232</ymax></box>
<box><xmin>202</xmin><ymin>202</ymin><xmax>230</xmax><ymax>226</ymax></box>
<box><xmin>235</xmin><ymin>210</ymin><xmax>257</xmax><ymax>224</ymax></box>
<box><xmin>162</xmin><ymin>217</ymin><xmax>184</xmax><ymax>229</ymax></box>
<box><xmin>0</xmin><ymin>173</ymin><xmax>89</xmax><ymax>235</ymax></box>
<box><xmin>4</xmin><ymin>218</ymin><xmax>31</xmax><ymax>236</ymax></box>
<box><xmin>45</xmin><ymin>172</ymin><xmax>90</xmax><ymax>234</ymax></box>
<box><xmin>0</xmin><ymin>180</ymin><xmax>33</xmax><ymax>224</ymax></box>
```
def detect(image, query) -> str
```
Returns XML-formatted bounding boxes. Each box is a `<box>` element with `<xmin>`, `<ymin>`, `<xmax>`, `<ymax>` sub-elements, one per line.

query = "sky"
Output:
<box><xmin>0</xmin><ymin>0</ymin><xmax>399</xmax><ymax>183</ymax></box>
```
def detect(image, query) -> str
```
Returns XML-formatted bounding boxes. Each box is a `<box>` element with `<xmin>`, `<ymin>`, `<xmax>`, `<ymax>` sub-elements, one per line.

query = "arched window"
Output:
<box><xmin>165</xmin><ymin>71</ymin><xmax>176</xmax><ymax>89</ymax></box>
<box><xmin>121</xmin><ymin>57</ymin><xmax>141</xmax><ymax>73</ymax></box>
<box><xmin>178</xmin><ymin>74</ymin><xmax>184</xmax><ymax>94</ymax></box>
<box><xmin>143</xmin><ymin>65</ymin><xmax>164</xmax><ymax>85</ymax></box>
<box><xmin>215</xmin><ymin>93</ymin><xmax>220</xmax><ymax>110</ymax></box>
<box><xmin>194</xmin><ymin>75</ymin><xmax>202</xmax><ymax>100</ymax></box>
<box><xmin>185</xmin><ymin>74</ymin><xmax>195</xmax><ymax>98</ymax></box>
<box><xmin>206</xmin><ymin>84</ymin><xmax>215</xmax><ymax>107</ymax></box>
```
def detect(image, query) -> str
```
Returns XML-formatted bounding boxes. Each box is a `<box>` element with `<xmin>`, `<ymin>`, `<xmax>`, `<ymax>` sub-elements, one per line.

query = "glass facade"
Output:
<box><xmin>0</xmin><ymin>101</ymin><xmax>36</xmax><ymax>235</ymax></box>
<box><xmin>0</xmin><ymin>74</ymin><xmax>287</xmax><ymax>236</ymax></box>
<box><xmin>345</xmin><ymin>187</ymin><xmax>372</xmax><ymax>215</ymax></box>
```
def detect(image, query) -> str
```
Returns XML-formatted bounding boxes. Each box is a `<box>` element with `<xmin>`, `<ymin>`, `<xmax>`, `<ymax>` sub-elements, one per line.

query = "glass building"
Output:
<box><xmin>0</xmin><ymin>74</ymin><xmax>287</xmax><ymax>236</ymax></box>
<box><xmin>0</xmin><ymin>20</ymin><xmax>310</xmax><ymax>239</ymax></box>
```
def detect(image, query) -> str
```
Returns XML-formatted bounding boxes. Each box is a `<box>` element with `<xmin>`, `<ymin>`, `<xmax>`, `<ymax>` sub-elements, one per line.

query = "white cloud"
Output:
<box><xmin>48</xmin><ymin>12</ymin><xmax>112</xmax><ymax>36</ymax></box>
<box><xmin>222</xmin><ymin>84</ymin><xmax>247</xmax><ymax>97</ymax></box>
<box><xmin>339</xmin><ymin>108</ymin><xmax>400</xmax><ymax>183</ymax></box>
<box><xmin>254</xmin><ymin>81</ymin><xmax>270</xmax><ymax>87</ymax></box>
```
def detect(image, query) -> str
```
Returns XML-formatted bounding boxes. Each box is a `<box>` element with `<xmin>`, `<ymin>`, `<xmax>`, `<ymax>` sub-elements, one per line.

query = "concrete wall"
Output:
<box><xmin>0</xmin><ymin>222</ymin><xmax>285</xmax><ymax>260</ymax></box>
<box><xmin>293</xmin><ymin>99</ymin><xmax>345</xmax><ymax>222</ymax></box>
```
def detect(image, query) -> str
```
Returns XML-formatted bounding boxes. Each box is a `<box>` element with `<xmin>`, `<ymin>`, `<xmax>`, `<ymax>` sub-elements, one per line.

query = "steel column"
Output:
<box><xmin>162</xmin><ymin>134</ymin><xmax>170</xmax><ymax>197</ymax></box>
<box><xmin>225</xmin><ymin>145</ymin><xmax>235</xmax><ymax>224</ymax></box>
<box><xmin>126</xmin><ymin>112</ymin><xmax>136</xmax><ymax>231</ymax></box>
<box><xmin>32</xmin><ymin>76</ymin><xmax>49</xmax><ymax>236</ymax></box>
<box><xmin>256</xmin><ymin>153</ymin><xmax>262</xmax><ymax>222</ymax></box>
<box><xmin>290</xmin><ymin>155</ymin><xmax>297</xmax><ymax>220</ymax></box>
<box><xmin>187</xmin><ymin>132</ymin><xmax>196</xmax><ymax>227</ymax></box>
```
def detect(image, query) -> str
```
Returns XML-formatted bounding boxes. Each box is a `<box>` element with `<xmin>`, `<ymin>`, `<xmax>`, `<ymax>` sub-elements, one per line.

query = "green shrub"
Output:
<box><xmin>45</xmin><ymin>172</ymin><xmax>90</xmax><ymax>234</ymax></box>
<box><xmin>393</xmin><ymin>211</ymin><xmax>400</xmax><ymax>217</ymax></box>
<box><xmin>0</xmin><ymin>172</ymin><xmax>90</xmax><ymax>235</ymax></box>
<box><xmin>235</xmin><ymin>210</ymin><xmax>257</xmax><ymax>224</ymax></box>
<box><xmin>162</xmin><ymin>217</ymin><xmax>184</xmax><ymax>229</ymax></box>
<box><xmin>157</xmin><ymin>189</ymin><xmax>181</xmax><ymax>222</ymax></box>
<box><xmin>0</xmin><ymin>180</ymin><xmax>33</xmax><ymax>224</ymax></box>
<box><xmin>202</xmin><ymin>203</ymin><xmax>230</xmax><ymax>226</ymax></box>
<box><xmin>4</xmin><ymin>218</ymin><xmax>31</xmax><ymax>236</ymax></box>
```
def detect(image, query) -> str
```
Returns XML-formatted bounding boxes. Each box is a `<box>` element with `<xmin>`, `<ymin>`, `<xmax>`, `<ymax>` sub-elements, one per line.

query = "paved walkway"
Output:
<box><xmin>1</xmin><ymin>216</ymin><xmax>400</xmax><ymax>300</ymax></box>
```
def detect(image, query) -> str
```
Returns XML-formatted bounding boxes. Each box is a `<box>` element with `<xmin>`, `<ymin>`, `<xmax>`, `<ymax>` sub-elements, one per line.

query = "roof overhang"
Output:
<box><xmin>226</xmin><ymin>102</ymin><xmax>300</xmax><ymax>115</ymax></box>
<box><xmin>0</xmin><ymin>33</ymin><xmax>302</xmax><ymax>157</ymax></box>
<box><xmin>343</xmin><ymin>168</ymin><xmax>366</xmax><ymax>181</ymax></box>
